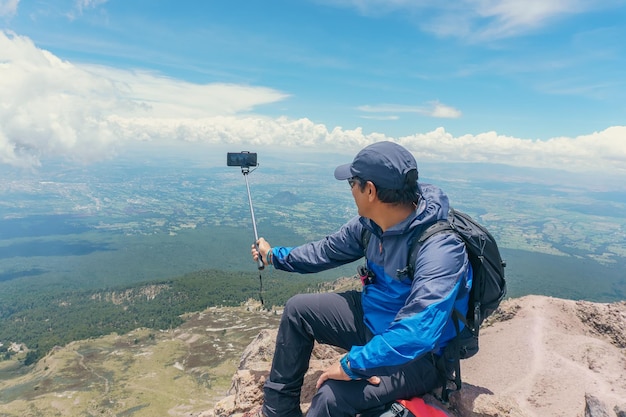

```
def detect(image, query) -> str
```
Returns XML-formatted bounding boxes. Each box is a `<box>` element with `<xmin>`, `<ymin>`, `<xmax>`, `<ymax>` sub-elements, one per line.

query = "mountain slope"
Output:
<box><xmin>210</xmin><ymin>295</ymin><xmax>626</xmax><ymax>417</ymax></box>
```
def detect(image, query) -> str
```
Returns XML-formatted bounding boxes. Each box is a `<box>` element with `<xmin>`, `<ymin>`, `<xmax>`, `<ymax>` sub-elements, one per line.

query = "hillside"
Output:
<box><xmin>0</xmin><ymin>268</ymin><xmax>332</xmax><ymax>365</ymax></box>
<box><xmin>0</xmin><ymin>277</ymin><xmax>359</xmax><ymax>417</ymax></box>
<box><xmin>0</xmin><ymin>300</ymin><xmax>281</xmax><ymax>417</ymax></box>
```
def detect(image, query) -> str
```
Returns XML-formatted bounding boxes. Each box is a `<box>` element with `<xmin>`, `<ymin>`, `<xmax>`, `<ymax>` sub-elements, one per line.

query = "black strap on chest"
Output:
<box><xmin>361</xmin><ymin>221</ymin><xmax>455</xmax><ymax>280</ymax></box>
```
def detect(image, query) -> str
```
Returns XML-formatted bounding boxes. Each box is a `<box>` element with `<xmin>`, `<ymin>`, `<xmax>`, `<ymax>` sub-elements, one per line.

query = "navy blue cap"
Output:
<box><xmin>334</xmin><ymin>141</ymin><xmax>418</xmax><ymax>190</ymax></box>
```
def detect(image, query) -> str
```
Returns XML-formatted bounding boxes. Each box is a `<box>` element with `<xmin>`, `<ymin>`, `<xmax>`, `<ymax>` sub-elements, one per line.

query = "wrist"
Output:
<box><xmin>265</xmin><ymin>248</ymin><xmax>273</xmax><ymax>266</ymax></box>
<box><xmin>340</xmin><ymin>354</ymin><xmax>359</xmax><ymax>380</ymax></box>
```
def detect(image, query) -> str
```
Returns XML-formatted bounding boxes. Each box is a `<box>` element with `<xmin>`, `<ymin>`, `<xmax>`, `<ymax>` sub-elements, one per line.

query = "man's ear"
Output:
<box><xmin>366</xmin><ymin>181</ymin><xmax>377</xmax><ymax>201</ymax></box>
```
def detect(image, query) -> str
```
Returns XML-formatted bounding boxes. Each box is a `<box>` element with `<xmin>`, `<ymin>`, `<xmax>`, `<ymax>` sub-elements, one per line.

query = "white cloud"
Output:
<box><xmin>1</xmin><ymin>30</ymin><xmax>625</xmax><ymax>179</ymax></box>
<box><xmin>429</xmin><ymin>102</ymin><xmax>462</xmax><ymax>118</ymax></box>
<box><xmin>315</xmin><ymin>0</ymin><xmax>621</xmax><ymax>41</ymax></box>
<box><xmin>449</xmin><ymin>0</ymin><xmax>587</xmax><ymax>40</ymax></box>
<box><xmin>66</xmin><ymin>0</ymin><xmax>107</xmax><ymax>20</ymax></box>
<box><xmin>358</xmin><ymin>102</ymin><xmax>462</xmax><ymax>119</ymax></box>
<box><xmin>0</xmin><ymin>31</ymin><xmax>288</xmax><ymax>167</ymax></box>
<box><xmin>396</xmin><ymin>127</ymin><xmax>626</xmax><ymax>174</ymax></box>
<box><xmin>82</xmin><ymin>65</ymin><xmax>290</xmax><ymax>119</ymax></box>
<box><xmin>75</xmin><ymin>0</ymin><xmax>108</xmax><ymax>14</ymax></box>
<box><xmin>0</xmin><ymin>0</ymin><xmax>20</xmax><ymax>18</ymax></box>
<box><xmin>360</xmin><ymin>115</ymin><xmax>400</xmax><ymax>121</ymax></box>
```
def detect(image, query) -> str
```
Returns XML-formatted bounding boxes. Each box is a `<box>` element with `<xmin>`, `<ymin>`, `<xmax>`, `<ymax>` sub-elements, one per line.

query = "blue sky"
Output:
<box><xmin>1</xmin><ymin>0</ymin><xmax>625</xmax><ymax>178</ymax></box>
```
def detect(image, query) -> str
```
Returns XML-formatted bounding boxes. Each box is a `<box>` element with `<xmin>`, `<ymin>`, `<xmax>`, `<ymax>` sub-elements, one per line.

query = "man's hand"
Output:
<box><xmin>315</xmin><ymin>360</ymin><xmax>381</xmax><ymax>389</ymax></box>
<box><xmin>251</xmin><ymin>237</ymin><xmax>271</xmax><ymax>265</ymax></box>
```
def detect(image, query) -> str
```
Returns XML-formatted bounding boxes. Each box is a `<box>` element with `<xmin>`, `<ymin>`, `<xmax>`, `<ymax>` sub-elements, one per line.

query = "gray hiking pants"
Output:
<box><xmin>261</xmin><ymin>290</ymin><xmax>441</xmax><ymax>417</ymax></box>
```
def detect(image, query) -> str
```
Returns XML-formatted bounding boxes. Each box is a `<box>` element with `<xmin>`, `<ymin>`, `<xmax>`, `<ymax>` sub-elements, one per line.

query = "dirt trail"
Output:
<box><xmin>461</xmin><ymin>295</ymin><xmax>626</xmax><ymax>417</ymax></box>
<box><xmin>500</xmin><ymin>296</ymin><xmax>547</xmax><ymax>416</ymax></box>
<box><xmin>75</xmin><ymin>350</ymin><xmax>110</xmax><ymax>394</ymax></box>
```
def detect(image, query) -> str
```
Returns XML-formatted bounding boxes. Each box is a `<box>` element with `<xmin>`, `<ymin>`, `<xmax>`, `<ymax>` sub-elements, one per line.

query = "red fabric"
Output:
<box><xmin>398</xmin><ymin>397</ymin><xmax>450</xmax><ymax>417</ymax></box>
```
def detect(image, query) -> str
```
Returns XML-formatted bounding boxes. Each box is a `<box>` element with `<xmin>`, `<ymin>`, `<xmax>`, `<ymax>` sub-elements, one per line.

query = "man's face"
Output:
<box><xmin>350</xmin><ymin>178</ymin><xmax>369</xmax><ymax>217</ymax></box>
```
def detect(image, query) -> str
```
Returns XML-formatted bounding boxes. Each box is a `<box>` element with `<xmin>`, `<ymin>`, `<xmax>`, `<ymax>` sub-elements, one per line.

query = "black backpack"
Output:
<box><xmin>361</xmin><ymin>208</ymin><xmax>507</xmax><ymax>401</ymax></box>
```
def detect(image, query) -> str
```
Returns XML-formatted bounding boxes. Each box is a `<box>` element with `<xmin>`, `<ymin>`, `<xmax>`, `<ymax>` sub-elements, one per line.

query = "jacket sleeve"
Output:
<box><xmin>347</xmin><ymin>232</ymin><xmax>471</xmax><ymax>378</ymax></box>
<box><xmin>270</xmin><ymin>216</ymin><xmax>366</xmax><ymax>273</ymax></box>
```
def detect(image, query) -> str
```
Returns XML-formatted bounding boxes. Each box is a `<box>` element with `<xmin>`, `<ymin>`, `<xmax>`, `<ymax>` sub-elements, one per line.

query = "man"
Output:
<box><xmin>251</xmin><ymin>141</ymin><xmax>472</xmax><ymax>417</ymax></box>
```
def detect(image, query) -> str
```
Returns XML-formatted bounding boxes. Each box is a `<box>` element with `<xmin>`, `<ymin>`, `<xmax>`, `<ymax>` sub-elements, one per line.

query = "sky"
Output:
<box><xmin>1</xmin><ymin>0</ymin><xmax>625</xmax><ymax>179</ymax></box>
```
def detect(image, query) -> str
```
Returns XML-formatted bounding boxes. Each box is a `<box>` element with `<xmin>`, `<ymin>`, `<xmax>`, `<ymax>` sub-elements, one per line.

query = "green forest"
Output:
<box><xmin>0</xmin><ymin>269</ymin><xmax>335</xmax><ymax>365</ymax></box>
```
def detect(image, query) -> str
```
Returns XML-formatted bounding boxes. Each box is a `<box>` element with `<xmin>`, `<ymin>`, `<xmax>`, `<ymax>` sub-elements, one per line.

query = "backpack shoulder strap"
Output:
<box><xmin>406</xmin><ymin>220</ymin><xmax>455</xmax><ymax>278</ymax></box>
<box><xmin>363</xmin><ymin>220</ymin><xmax>456</xmax><ymax>280</ymax></box>
<box><xmin>406</xmin><ymin>218</ymin><xmax>469</xmax><ymax>403</ymax></box>
<box><xmin>361</xmin><ymin>228</ymin><xmax>372</xmax><ymax>256</ymax></box>
<box><xmin>417</xmin><ymin>220</ymin><xmax>454</xmax><ymax>243</ymax></box>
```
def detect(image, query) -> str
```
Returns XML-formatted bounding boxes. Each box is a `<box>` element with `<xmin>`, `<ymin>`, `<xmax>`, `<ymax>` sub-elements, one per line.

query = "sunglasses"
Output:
<box><xmin>348</xmin><ymin>177</ymin><xmax>359</xmax><ymax>188</ymax></box>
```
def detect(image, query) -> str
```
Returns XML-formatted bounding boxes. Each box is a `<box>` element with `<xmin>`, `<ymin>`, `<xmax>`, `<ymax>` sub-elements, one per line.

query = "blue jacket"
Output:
<box><xmin>269</xmin><ymin>183</ymin><xmax>472</xmax><ymax>378</ymax></box>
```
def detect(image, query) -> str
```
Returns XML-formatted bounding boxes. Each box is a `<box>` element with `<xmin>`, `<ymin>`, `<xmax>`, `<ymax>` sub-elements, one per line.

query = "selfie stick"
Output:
<box><xmin>242</xmin><ymin>166</ymin><xmax>265</xmax><ymax>271</ymax></box>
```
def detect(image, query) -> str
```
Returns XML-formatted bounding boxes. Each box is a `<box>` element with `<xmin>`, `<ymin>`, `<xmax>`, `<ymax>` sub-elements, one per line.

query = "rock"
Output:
<box><xmin>214</xmin><ymin>328</ymin><xmax>345</xmax><ymax>417</ymax></box>
<box><xmin>211</xmin><ymin>295</ymin><xmax>626</xmax><ymax>417</ymax></box>
<box><xmin>460</xmin><ymin>296</ymin><xmax>626</xmax><ymax>417</ymax></box>
<box><xmin>238</xmin><ymin>329</ymin><xmax>277</xmax><ymax>370</ymax></box>
<box><xmin>576</xmin><ymin>301</ymin><xmax>626</xmax><ymax>348</ymax></box>
<box><xmin>448</xmin><ymin>384</ymin><xmax>528</xmax><ymax>417</ymax></box>
<box><xmin>214</xmin><ymin>331</ymin><xmax>525</xmax><ymax>417</ymax></box>
<box><xmin>472</xmin><ymin>394</ymin><xmax>528</xmax><ymax>417</ymax></box>
<box><xmin>584</xmin><ymin>393</ymin><xmax>611</xmax><ymax>417</ymax></box>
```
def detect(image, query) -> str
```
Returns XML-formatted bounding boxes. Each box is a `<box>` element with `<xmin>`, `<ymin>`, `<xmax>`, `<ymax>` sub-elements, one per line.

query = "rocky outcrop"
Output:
<box><xmin>210</xmin><ymin>329</ymin><xmax>344</xmax><ymax>416</ymax></box>
<box><xmin>90</xmin><ymin>284</ymin><xmax>170</xmax><ymax>304</ymax></box>
<box><xmin>208</xmin><ymin>296</ymin><xmax>626</xmax><ymax>417</ymax></box>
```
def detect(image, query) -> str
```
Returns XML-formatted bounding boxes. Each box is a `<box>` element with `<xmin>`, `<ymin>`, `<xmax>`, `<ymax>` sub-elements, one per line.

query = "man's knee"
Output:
<box><xmin>309</xmin><ymin>380</ymin><xmax>371</xmax><ymax>417</ymax></box>
<box><xmin>308</xmin><ymin>382</ymin><xmax>340</xmax><ymax>417</ymax></box>
<box><xmin>282</xmin><ymin>294</ymin><xmax>317</xmax><ymax>326</ymax></box>
<box><xmin>284</xmin><ymin>293</ymin><xmax>309</xmax><ymax>315</ymax></box>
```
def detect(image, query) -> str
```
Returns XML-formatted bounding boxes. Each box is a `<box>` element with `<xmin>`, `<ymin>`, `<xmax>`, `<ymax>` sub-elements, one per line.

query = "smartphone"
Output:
<box><xmin>226</xmin><ymin>152</ymin><xmax>258</xmax><ymax>168</ymax></box>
